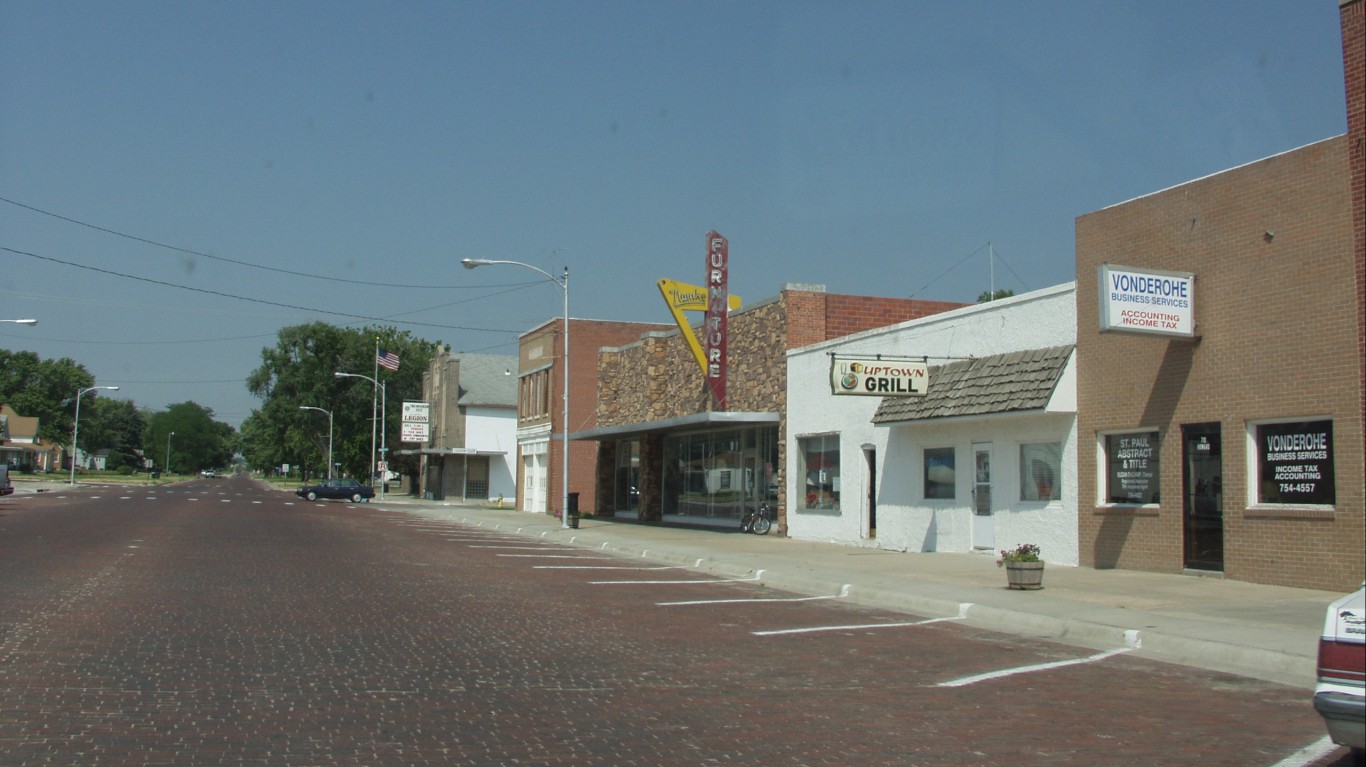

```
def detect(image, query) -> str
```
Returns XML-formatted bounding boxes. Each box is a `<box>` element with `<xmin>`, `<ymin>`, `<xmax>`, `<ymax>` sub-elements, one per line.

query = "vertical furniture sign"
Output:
<box><xmin>704</xmin><ymin>230</ymin><xmax>729</xmax><ymax>409</ymax></box>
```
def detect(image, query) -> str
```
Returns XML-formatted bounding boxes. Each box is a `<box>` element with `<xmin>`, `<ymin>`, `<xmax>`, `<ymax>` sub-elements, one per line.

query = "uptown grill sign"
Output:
<box><xmin>830</xmin><ymin>357</ymin><xmax>928</xmax><ymax>397</ymax></box>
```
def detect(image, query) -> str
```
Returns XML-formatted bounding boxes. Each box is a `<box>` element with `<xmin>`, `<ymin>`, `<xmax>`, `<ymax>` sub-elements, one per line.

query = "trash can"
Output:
<box><xmin>567</xmin><ymin>492</ymin><xmax>579</xmax><ymax>515</ymax></box>
<box><xmin>151</xmin><ymin>471</ymin><xmax>161</xmax><ymax>480</ymax></box>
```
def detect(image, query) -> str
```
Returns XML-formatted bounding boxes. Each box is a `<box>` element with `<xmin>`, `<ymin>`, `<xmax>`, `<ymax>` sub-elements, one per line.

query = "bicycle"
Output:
<box><xmin>740</xmin><ymin>502</ymin><xmax>774</xmax><ymax>535</ymax></box>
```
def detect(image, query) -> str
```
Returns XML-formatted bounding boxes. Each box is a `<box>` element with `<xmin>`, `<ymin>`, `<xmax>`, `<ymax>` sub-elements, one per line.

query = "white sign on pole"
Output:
<box><xmin>1098</xmin><ymin>264</ymin><xmax>1195</xmax><ymax>338</ymax></box>
<box><xmin>401</xmin><ymin>422</ymin><xmax>430</xmax><ymax>443</ymax></box>
<box><xmin>402</xmin><ymin>401</ymin><xmax>430</xmax><ymax>423</ymax></box>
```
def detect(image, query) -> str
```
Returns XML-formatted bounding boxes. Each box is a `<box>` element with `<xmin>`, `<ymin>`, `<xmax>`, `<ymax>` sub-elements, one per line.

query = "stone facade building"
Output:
<box><xmin>575</xmin><ymin>285</ymin><xmax>964</xmax><ymax>530</ymax></box>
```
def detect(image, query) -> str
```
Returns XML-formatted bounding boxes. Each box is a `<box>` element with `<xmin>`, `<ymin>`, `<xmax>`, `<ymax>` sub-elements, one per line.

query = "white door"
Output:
<box><xmin>523</xmin><ymin>453</ymin><xmax>547</xmax><ymax>514</ymax></box>
<box><xmin>972</xmin><ymin>443</ymin><xmax>994</xmax><ymax>550</ymax></box>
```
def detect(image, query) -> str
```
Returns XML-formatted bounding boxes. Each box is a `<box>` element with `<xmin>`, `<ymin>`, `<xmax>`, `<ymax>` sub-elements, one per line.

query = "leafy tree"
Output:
<box><xmin>82</xmin><ymin>398</ymin><xmax>147</xmax><ymax>470</ymax></box>
<box><xmin>145</xmin><ymin>402</ymin><xmax>235</xmax><ymax>473</ymax></box>
<box><xmin>977</xmin><ymin>289</ymin><xmax>1015</xmax><ymax>303</ymax></box>
<box><xmin>0</xmin><ymin>349</ymin><xmax>96</xmax><ymax>444</ymax></box>
<box><xmin>244</xmin><ymin>323</ymin><xmax>437</xmax><ymax>483</ymax></box>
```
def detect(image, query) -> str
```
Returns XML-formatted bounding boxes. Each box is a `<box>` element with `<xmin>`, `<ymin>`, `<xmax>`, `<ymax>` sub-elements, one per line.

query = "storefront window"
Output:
<box><xmin>662</xmin><ymin>426</ymin><xmax>778</xmax><ymax>524</ymax></box>
<box><xmin>614</xmin><ymin>438</ymin><xmax>641</xmax><ymax>513</ymax></box>
<box><xmin>924</xmin><ymin>447</ymin><xmax>955</xmax><ymax>499</ymax></box>
<box><xmin>1104</xmin><ymin>431</ymin><xmax>1159</xmax><ymax>504</ymax></box>
<box><xmin>1254</xmin><ymin>420</ymin><xmax>1335</xmax><ymax>505</ymax></box>
<box><xmin>1020</xmin><ymin>443</ymin><xmax>1061</xmax><ymax>501</ymax></box>
<box><xmin>798</xmin><ymin>434</ymin><xmax>840</xmax><ymax>510</ymax></box>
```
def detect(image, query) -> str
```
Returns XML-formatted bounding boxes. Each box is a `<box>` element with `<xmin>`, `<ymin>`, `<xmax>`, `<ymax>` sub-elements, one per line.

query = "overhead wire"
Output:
<box><xmin>3</xmin><ymin>246</ymin><xmax>517</xmax><ymax>334</ymax></box>
<box><xmin>0</xmin><ymin>194</ymin><xmax>535</xmax><ymax>290</ymax></box>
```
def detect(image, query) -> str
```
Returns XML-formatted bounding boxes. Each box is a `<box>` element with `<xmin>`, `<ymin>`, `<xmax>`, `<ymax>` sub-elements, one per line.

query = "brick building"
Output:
<box><xmin>572</xmin><ymin>284</ymin><xmax>964</xmax><ymax>529</ymax></box>
<box><xmin>1074</xmin><ymin>1</ymin><xmax>1364</xmax><ymax>592</ymax></box>
<box><xmin>515</xmin><ymin>318</ymin><xmax>674</xmax><ymax>518</ymax></box>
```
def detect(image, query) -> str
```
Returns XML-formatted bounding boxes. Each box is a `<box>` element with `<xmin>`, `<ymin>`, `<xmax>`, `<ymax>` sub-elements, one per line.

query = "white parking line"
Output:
<box><xmin>590</xmin><ymin>570</ymin><xmax>766</xmax><ymax>586</ymax></box>
<box><xmin>469</xmin><ymin>545</ymin><xmax>560</xmax><ymax>550</ymax></box>
<box><xmin>536</xmin><ymin>565</ymin><xmax>693</xmax><ymax>571</ymax></box>
<box><xmin>660</xmin><ymin>594</ymin><xmax>843</xmax><ymax>607</ymax></box>
<box><xmin>1266</xmin><ymin>736</ymin><xmax>1339</xmax><ymax>767</ymax></box>
<box><xmin>937</xmin><ymin>646</ymin><xmax>1136</xmax><ymax>688</ymax></box>
<box><xmin>755</xmin><ymin>615</ymin><xmax>963</xmax><ymax>637</ymax></box>
<box><xmin>497</xmin><ymin>554</ymin><xmax>613</xmax><ymax>559</ymax></box>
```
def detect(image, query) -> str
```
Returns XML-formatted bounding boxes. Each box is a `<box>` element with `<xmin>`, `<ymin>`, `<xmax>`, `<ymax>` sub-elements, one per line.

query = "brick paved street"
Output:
<box><xmin>0</xmin><ymin>477</ymin><xmax>1343</xmax><ymax>766</ymax></box>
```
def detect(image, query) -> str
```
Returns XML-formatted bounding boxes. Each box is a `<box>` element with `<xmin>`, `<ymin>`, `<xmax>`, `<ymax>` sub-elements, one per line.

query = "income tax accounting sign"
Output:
<box><xmin>830</xmin><ymin>358</ymin><xmax>928</xmax><ymax>396</ymax></box>
<box><xmin>1098</xmin><ymin>264</ymin><xmax>1195</xmax><ymax>338</ymax></box>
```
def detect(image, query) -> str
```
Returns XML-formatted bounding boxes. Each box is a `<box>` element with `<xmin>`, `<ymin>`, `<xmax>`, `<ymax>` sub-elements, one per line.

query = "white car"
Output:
<box><xmin>1314</xmin><ymin>582</ymin><xmax>1365</xmax><ymax>761</ymax></box>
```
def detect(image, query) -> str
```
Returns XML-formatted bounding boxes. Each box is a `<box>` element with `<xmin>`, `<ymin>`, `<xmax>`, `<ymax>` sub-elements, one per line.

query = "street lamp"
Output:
<box><xmin>1</xmin><ymin>319</ymin><xmax>37</xmax><ymax>326</ymax></box>
<box><xmin>335</xmin><ymin>371</ymin><xmax>386</xmax><ymax>497</ymax></box>
<box><xmin>299</xmin><ymin>406</ymin><xmax>334</xmax><ymax>480</ymax></box>
<box><xmin>69</xmin><ymin>385</ymin><xmax>119</xmax><ymax>485</ymax></box>
<box><xmin>461</xmin><ymin>257</ymin><xmax>570</xmax><ymax>528</ymax></box>
<box><xmin>165</xmin><ymin>431</ymin><xmax>175</xmax><ymax>477</ymax></box>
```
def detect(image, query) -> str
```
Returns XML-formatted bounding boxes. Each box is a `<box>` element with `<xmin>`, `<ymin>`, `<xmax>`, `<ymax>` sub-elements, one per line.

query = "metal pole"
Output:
<box><xmin>165</xmin><ymin>431</ymin><xmax>174</xmax><ymax>477</ymax></box>
<box><xmin>69</xmin><ymin>385</ymin><xmax>118</xmax><ymax>485</ymax></box>
<box><xmin>460</xmin><ymin>258</ymin><xmax>570</xmax><ymax>528</ymax></box>
<box><xmin>560</xmin><ymin>266</ymin><xmax>570</xmax><ymax>529</ymax></box>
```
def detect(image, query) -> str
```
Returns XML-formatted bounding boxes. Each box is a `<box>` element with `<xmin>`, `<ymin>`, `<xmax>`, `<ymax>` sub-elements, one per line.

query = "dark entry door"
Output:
<box><xmin>1182</xmin><ymin>424</ymin><xmax>1223</xmax><ymax>572</ymax></box>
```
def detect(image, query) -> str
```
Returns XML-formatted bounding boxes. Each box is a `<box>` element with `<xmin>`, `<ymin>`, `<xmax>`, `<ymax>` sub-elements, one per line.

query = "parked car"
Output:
<box><xmin>0</xmin><ymin>464</ymin><xmax>12</xmax><ymax>496</ymax></box>
<box><xmin>294</xmin><ymin>478</ymin><xmax>374</xmax><ymax>503</ymax></box>
<box><xmin>200</xmin><ymin>469</ymin><xmax>217</xmax><ymax>478</ymax></box>
<box><xmin>1314</xmin><ymin>582</ymin><xmax>1365</xmax><ymax>762</ymax></box>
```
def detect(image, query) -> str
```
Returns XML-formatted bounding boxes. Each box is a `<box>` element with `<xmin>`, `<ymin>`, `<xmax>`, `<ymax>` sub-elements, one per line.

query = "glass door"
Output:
<box><xmin>1182</xmin><ymin>424</ymin><xmax>1223</xmax><ymax>571</ymax></box>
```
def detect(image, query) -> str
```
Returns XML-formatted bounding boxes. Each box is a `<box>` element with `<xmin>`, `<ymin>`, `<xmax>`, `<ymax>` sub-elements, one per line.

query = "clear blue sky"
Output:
<box><xmin>0</xmin><ymin>1</ymin><xmax>1350</xmax><ymax>427</ymax></box>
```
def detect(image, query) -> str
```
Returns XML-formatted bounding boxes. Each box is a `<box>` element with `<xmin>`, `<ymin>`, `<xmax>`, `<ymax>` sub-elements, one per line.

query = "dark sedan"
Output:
<box><xmin>294</xmin><ymin>478</ymin><xmax>375</xmax><ymax>503</ymax></box>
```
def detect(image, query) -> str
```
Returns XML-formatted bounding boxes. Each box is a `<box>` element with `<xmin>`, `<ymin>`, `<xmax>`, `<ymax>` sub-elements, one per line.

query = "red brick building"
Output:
<box><xmin>515</xmin><ymin>318</ymin><xmax>673</xmax><ymax>518</ymax></box>
<box><xmin>1073</xmin><ymin>1</ymin><xmax>1364</xmax><ymax>591</ymax></box>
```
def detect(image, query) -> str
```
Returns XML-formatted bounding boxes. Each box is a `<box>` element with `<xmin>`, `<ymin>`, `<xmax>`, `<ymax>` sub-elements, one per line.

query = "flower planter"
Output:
<box><xmin>1005</xmin><ymin>560</ymin><xmax>1045</xmax><ymax>590</ymax></box>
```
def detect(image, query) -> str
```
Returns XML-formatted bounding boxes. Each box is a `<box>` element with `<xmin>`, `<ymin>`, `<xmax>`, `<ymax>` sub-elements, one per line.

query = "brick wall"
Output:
<box><xmin>1076</xmin><ymin>136</ymin><xmax>1363</xmax><ymax>591</ymax></box>
<box><xmin>595</xmin><ymin>287</ymin><xmax>966</xmax><ymax>520</ymax></box>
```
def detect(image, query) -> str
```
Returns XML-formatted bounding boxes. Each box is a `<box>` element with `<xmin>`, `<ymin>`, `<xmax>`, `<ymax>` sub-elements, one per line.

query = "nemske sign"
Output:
<box><xmin>1098</xmin><ymin>264</ymin><xmax>1195</xmax><ymax>338</ymax></box>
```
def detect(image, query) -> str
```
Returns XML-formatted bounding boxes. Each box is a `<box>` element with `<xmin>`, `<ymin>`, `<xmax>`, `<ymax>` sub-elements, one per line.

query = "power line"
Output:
<box><xmin>0</xmin><ymin>194</ymin><xmax>537</xmax><ymax>290</ymax></box>
<box><xmin>3</xmin><ymin>245</ymin><xmax>516</xmax><ymax>334</ymax></box>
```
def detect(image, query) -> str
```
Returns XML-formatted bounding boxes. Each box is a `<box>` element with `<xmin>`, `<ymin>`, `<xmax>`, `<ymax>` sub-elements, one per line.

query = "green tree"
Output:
<box><xmin>145</xmin><ymin>402</ymin><xmax>235</xmax><ymax>474</ymax></box>
<box><xmin>0</xmin><ymin>349</ymin><xmax>96</xmax><ymax>444</ymax></box>
<box><xmin>82</xmin><ymin>398</ymin><xmax>147</xmax><ymax>470</ymax></box>
<box><xmin>977</xmin><ymin>289</ymin><xmax>1015</xmax><ymax>303</ymax></box>
<box><xmin>243</xmin><ymin>323</ymin><xmax>436</xmax><ymax>482</ymax></box>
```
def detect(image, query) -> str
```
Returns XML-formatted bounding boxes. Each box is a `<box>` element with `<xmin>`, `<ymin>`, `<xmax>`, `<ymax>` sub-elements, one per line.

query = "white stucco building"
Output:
<box><xmin>784</xmin><ymin>282</ymin><xmax>1079</xmax><ymax>565</ymax></box>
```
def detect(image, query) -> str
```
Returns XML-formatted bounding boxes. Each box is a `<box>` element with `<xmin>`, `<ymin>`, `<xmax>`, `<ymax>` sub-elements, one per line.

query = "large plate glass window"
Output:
<box><xmin>1104</xmin><ymin>431</ymin><xmax>1159</xmax><ymax>504</ymax></box>
<box><xmin>924</xmin><ymin>447</ymin><xmax>956</xmax><ymax>499</ymax></box>
<box><xmin>798</xmin><ymin>434</ymin><xmax>840</xmax><ymax>510</ymax></box>
<box><xmin>1254</xmin><ymin>420</ymin><xmax>1334</xmax><ymax>505</ymax></box>
<box><xmin>1020</xmin><ymin>442</ymin><xmax>1062</xmax><ymax>501</ymax></box>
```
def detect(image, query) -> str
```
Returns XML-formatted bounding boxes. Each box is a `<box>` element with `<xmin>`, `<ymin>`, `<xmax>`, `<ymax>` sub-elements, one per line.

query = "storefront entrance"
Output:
<box><xmin>971</xmin><ymin>443</ymin><xmax>994</xmax><ymax>550</ymax></box>
<box><xmin>662</xmin><ymin>427</ymin><xmax>778</xmax><ymax>528</ymax></box>
<box><xmin>1182</xmin><ymin>424</ymin><xmax>1223</xmax><ymax>572</ymax></box>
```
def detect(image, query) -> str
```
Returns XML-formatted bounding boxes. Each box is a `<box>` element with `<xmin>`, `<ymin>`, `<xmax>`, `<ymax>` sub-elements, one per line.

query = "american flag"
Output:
<box><xmin>377</xmin><ymin>348</ymin><xmax>400</xmax><ymax>371</ymax></box>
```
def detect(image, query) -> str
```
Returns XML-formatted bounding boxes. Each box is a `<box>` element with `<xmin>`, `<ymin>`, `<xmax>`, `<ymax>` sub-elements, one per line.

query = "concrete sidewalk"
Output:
<box><xmin>373</xmin><ymin>494</ymin><xmax>1345</xmax><ymax>690</ymax></box>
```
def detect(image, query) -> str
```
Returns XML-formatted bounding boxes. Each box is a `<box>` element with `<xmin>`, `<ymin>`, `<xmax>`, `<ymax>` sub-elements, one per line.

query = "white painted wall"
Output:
<box><xmin>466</xmin><ymin>405</ymin><xmax>517</xmax><ymax>502</ymax></box>
<box><xmin>785</xmin><ymin>283</ymin><xmax>1079</xmax><ymax>565</ymax></box>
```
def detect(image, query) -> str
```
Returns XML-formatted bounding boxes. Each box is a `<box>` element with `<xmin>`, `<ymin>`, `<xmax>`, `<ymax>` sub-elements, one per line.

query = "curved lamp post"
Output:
<box><xmin>461</xmin><ymin>257</ymin><xmax>570</xmax><ymax>528</ymax></box>
<box><xmin>335</xmin><ymin>371</ymin><xmax>386</xmax><ymax>497</ymax></box>
<box><xmin>1</xmin><ymin>319</ymin><xmax>37</xmax><ymax>326</ymax></box>
<box><xmin>70</xmin><ymin>385</ymin><xmax>119</xmax><ymax>485</ymax></box>
<box><xmin>299</xmin><ymin>406</ymin><xmax>334</xmax><ymax>480</ymax></box>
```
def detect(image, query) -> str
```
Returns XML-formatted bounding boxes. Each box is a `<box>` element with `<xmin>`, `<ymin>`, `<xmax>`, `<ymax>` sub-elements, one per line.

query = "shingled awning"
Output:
<box><xmin>872</xmin><ymin>345</ymin><xmax>1074</xmax><ymax>425</ymax></box>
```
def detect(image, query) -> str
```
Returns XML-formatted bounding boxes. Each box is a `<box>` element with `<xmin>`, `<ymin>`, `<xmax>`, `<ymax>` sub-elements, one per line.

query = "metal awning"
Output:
<box><xmin>392</xmin><ymin>447</ymin><xmax>508</xmax><ymax>457</ymax></box>
<box><xmin>570</xmin><ymin>411</ymin><xmax>779</xmax><ymax>442</ymax></box>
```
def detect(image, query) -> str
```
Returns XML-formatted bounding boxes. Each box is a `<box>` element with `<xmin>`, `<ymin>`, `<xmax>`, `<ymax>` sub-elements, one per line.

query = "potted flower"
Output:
<box><xmin>997</xmin><ymin>543</ymin><xmax>1044</xmax><ymax>590</ymax></box>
